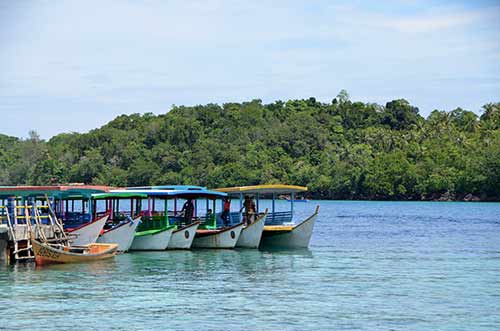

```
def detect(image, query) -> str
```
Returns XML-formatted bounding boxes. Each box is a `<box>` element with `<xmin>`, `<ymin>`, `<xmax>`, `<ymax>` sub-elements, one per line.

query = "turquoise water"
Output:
<box><xmin>1</xmin><ymin>201</ymin><xmax>500</xmax><ymax>330</ymax></box>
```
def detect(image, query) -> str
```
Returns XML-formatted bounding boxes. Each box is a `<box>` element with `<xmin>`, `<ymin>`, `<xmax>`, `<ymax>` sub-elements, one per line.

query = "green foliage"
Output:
<box><xmin>1</xmin><ymin>93</ymin><xmax>499</xmax><ymax>200</ymax></box>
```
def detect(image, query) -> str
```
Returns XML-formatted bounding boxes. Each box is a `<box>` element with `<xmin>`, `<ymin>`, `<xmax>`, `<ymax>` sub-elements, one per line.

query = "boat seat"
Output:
<box><xmin>199</xmin><ymin>214</ymin><xmax>217</xmax><ymax>230</ymax></box>
<box><xmin>265</xmin><ymin>211</ymin><xmax>293</xmax><ymax>225</ymax></box>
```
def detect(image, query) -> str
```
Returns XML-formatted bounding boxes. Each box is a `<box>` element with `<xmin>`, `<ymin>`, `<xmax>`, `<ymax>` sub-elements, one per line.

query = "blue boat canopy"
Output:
<box><xmin>124</xmin><ymin>185</ymin><xmax>207</xmax><ymax>191</ymax></box>
<box><xmin>113</xmin><ymin>188</ymin><xmax>227</xmax><ymax>199</ymax></box>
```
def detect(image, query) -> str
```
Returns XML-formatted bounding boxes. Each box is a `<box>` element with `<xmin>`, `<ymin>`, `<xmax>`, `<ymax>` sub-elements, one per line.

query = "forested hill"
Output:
<box><xmin>1</xmin><ymin>93</ymin><xmax>499</xmax><ymax>201</ymax></box>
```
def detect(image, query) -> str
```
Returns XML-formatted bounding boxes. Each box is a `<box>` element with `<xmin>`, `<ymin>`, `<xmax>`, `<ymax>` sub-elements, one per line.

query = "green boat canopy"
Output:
<box><xmin>92</xmin><ymin>192</ymin><xmax>148</xmax><ymax>200</ymax></box>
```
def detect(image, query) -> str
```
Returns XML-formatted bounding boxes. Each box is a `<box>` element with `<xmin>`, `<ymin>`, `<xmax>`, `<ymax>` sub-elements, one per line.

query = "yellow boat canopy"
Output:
<box><xmin>215</xmin><ymin>184</ymin><xmax>307</xmax><ymax>195</ymax></box>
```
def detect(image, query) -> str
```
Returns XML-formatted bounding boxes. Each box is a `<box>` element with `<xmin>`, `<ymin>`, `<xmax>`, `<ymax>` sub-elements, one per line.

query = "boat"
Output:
<box><xmin>236</xmin><ymin>210</ymin><xmax>267</xmax><ymax>248</ymax></box>
<box><xmin>260</xmin><ymin>205</ymin><xmax>319</xmax><ymax>248</ymax></box>
<box><xmin>92</xmin><ymin>192</ymin><xmax>146</xmax><ymax>252</ymax></box>
<box><xmin>168</xmin><ymin>221</ymin><xmax>200</xmax><ymax>249</ymax></box>
<box><xmin>121</xmin><ymin>186</ymin><xmax>245</xmax><ymax>249</ymax></box>
<box><xmin>0</xmin><ymin>185</ymin><xmax>111</xmax><ymax>261</ymax></box>
<box><xmin>192</xmin><ymin>222</ymin><xmax>244</xmax><ymax>248</ymax></box>
<box><xmin>215</xmin><ymin>184</ymin><xmax>319</xmax><ymax>248</ymax></box>
<box><xmin>96</xmin><ymin>215</ymin><xmax>141</xmax><ymax>252</ymax></box>
<box><xmin>66</xmin><ymin>213</ymin><xmax>109</xmax><ymax>246</ymax></box>
<box><xmin>130</xmin><ymin>226</ymin><xmax>174</xmax><ymax>251</ymax></box>
<box><xmin>31</xmin><ymin>239</ymin><xmax>117</xmax><ymax>265</ymax></box>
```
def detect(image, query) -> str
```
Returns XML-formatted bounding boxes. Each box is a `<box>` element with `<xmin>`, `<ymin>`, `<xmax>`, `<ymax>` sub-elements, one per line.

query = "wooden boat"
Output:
<box><xmin>236</xmin><ymin>210</ymin><xmax>267</xmax><ymax>248</ymax></box>
<box><xmin>192</xmin><ymin>222</ymin><xmax>245</xmax><ymax>249</ymax></box>
<box><xmin>96</xmin><ymin>216</ymin><xmax>141</xmax><ymax>252</ymax></box>
<box><xmin>130</xmin><ymin>226</ymin><xmax>174</xmax><ymax>251</ymax></box>
<box><xmin>32</xmin><ymin>239</ymin><xmax>117</xmax><ymax>265</ymax></box>
<box><xmin>0</xmin><ymin>185</ymin><xmax>112</xmax><ymax>261</ymax></box>
<box><xmin>215</xmin><ymin>184</ymin><xmax>319</xmax><ymax>248</ymax></box>
<box><xmin>66</xmin><ymin>214</ymin><xmax>109</xmax><ymax>246</ymax></box>
<box><xmin>167</xmin><ymin>221</ymin><xmax>200</xmax><ymax>249</ymax></box>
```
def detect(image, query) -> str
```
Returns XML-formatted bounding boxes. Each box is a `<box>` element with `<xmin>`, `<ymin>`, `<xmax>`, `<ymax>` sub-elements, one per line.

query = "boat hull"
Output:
<box><xmin>129</xmin><ymin>227</ymin><xmax>173</xmax><ymax>251</ymax></box>
<box><xmin>192</xmin><ymin>223</ymin><xmax>244</xmax><ymax>249</ymax></box>
<box><xmin>260</xmin><ymin>206</ymin><xmax>318</xmax><ymax>248</ymax></box>
<box><xmin>32</xmin><ymin>240</ymin><xmax>117</xmax><ymax>265</ymax></box>
<box><xmin>167</xmin><ymin>222</ymin><xmax>200</xmax><ymax>249</ymax></box>
<box><xmin>67</xmin><ymin>215</ymin><xmax>108</xmax><ymax>246</ymax></box>
<box><xmin>96</xmin><ymin>216</ymin><xmax>141</xmax><ymax>252</ymax></box>
<box><xmin>236</xmin><ymin>212</ymin><xmax>266</xmax><ymax>248</ymax></box>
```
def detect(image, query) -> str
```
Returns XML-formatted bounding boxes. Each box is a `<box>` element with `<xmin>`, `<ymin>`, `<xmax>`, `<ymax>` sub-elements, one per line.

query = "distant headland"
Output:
<box><xmin>1</xmin><ymin>92</ymin><xmax>499</xmax><ymax>201</ymax></box>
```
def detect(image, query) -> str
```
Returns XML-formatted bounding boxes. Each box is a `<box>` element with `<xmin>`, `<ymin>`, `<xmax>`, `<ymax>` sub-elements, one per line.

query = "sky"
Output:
<box><xmin>0</xmin><ymin>0</ymin><xmax>499</xmax><ymax>139</ymax></box>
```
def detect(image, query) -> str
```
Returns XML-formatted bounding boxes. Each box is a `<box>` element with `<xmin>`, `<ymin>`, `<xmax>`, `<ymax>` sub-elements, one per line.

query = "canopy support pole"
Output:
<box><xmin>256</xmin><ymin>193</ymin><xmax>260</xmax><ymax>213</ymax></box>
<box><xmin>164</xmin><ymin>199</ymin><xmax>168</xmax><ymax>225</ymax></box>
<box><xmin>239</xmin><ymin>192</ymin><xmax>243</xmax><ymax>222</ymax></box>
<box><xmin>272</xmin><ymin>193</ymin><xmax>275</xmax><ymax>223</ymax></box>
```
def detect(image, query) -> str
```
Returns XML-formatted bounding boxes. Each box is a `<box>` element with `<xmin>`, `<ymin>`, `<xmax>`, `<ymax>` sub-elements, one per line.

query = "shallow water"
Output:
<box><xmin>1</xmin><ymin>201</ymin><xmax>500</xmax><ymax>331</ymax></box>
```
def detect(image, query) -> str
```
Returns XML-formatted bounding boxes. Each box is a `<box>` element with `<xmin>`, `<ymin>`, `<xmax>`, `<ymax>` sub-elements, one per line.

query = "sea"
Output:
<box><xmin>1</xmin><ymin>200</ymin><xmax>499</xmax><ymax>331</ymax></box>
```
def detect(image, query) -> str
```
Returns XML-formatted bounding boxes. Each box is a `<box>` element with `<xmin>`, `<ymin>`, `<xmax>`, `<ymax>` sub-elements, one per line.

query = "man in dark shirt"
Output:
<box><xmin>181</xmin><ymin>199</ymin><xmax>194</xmax><ymax>224</ymax></box>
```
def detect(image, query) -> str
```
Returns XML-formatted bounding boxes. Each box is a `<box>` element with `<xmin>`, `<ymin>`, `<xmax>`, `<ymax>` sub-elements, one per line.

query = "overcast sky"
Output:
<box><xmin>1</xmin><ymin>0</ymin><xmax>499</xmax><ymax>139</ymax></box>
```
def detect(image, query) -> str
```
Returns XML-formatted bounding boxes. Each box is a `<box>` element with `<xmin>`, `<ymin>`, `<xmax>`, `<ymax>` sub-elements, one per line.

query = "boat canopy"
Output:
<box><xmin>92</xmin><ymin>192</ymin><xmax>148</xmax><ymax>200</ymax></box>
<box><xmin>113</xmin><ymin>188</ymin><xmax>227</xmax><ymax>200</ymax></box>
<box><xmin>215</xmin><ymin>184</ymin><xmax>307</xmax><ymax>195</ymax></box>
<box><xmin>124</xmin><ymin>185</ymin><xmax>206</xmax><ymax>191</ymax></box>
<box><xmin>0</xmin><ymin>185</ymin><xmax>110</xmax><ymax>199</ymax></box>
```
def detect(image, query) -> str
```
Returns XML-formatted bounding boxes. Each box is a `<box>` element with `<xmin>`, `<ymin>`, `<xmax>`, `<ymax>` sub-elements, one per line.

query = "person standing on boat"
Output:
<box><xmin>240</xmin><ymin>196</ymin><xmax>256</xmax><ymax>225</ymax></box>
<box><xmin>221</xmin><ymin>197</ymin><xmax>231</xmax><ymax>227</ymax></box>
<box><xmin>181</xmin><ymin>199</ymin><xmax>194</xmax><ymax>224</ymax></box>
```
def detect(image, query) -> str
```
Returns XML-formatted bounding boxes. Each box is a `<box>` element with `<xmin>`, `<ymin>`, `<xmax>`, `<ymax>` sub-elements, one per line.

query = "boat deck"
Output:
<box><xmin>264</xmin><ymin>225</ymin><xmax>294</xmax><ymax>232</ymax></box>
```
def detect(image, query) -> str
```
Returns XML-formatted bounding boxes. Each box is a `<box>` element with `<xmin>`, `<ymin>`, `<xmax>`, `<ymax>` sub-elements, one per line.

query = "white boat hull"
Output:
<box><xmin>167</xmin><ymin>222</ymin><xmax>200</xmax><ymax>249</ymax></box>
<box><xmin>67</xmin><ymin>215</ymin><xmax>108</xmax><ymax>246</ymax></box>
<box><xmin>236</xmin><ymin>213</ymin><xmax>266</xmax><ymax>248</ymax></box>
<box><xmin>129</xmin><ymin>227</ymin><xmax>173</xmax><ymax>251</ymax></box>
<box><xmin>260</xmin><ymin>207</ymin><xmax>318</xmax><ymax>248</ymax></box>
<box><xmin>96</xmin><ymin>216</ymin><xmax>141</xmax><ymax>252</ymax></box>
<box><xmin>192</xmin><ymin>223</ymin><xmax>244</xmax><ymax>249</ymax></box>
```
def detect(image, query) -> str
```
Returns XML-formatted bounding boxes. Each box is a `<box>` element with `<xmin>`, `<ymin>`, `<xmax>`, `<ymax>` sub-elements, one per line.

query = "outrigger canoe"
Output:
<box><xmin>32</xmin><ymin>239</ymin><xmax>118</xmax><ymax>265</ymax></box>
